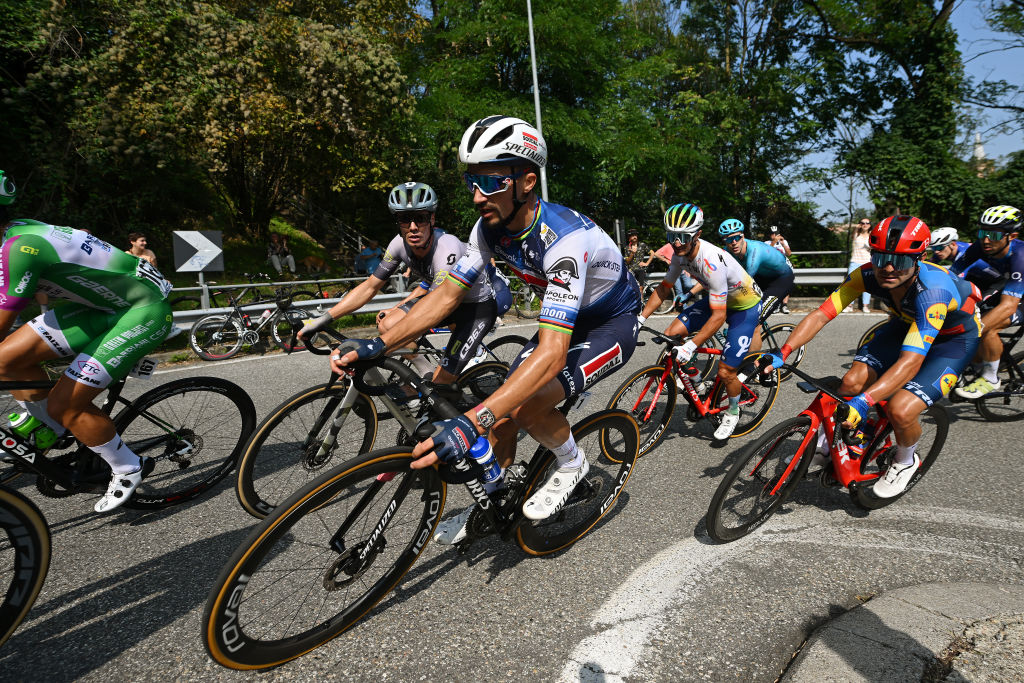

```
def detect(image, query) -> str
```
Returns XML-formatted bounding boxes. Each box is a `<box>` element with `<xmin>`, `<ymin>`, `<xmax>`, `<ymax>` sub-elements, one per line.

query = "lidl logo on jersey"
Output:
<box><xmin>925</xmin><ymin>303</ymin><xmax>946</xmax><ymax>325</ymax></box>
<box><xmin>933</xmin><ymin>367</ymin><xmax>958</xmax><ymax>396</ymax></box>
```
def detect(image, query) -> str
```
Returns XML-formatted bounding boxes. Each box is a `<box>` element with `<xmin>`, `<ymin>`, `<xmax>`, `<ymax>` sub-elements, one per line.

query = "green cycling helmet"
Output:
<box><xmin>0</xmin><ymin>170</ymin><xmax>15</xmax><ymax>207</ymax></box>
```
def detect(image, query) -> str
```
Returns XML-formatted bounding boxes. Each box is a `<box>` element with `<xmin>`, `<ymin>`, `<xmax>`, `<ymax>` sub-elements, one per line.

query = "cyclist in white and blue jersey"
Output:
<box><xmin>333</xmin><ymin>116</ymin><xmax>641</xmax><ymax>545</ymax></box>
<box><xmin>926</xmin><ymin>227</ymin><xmax>970</xmax><ymax>266</ymax></box>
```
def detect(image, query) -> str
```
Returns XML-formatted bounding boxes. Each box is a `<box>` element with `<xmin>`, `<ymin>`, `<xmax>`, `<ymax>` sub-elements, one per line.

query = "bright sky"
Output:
<box><xmin>794</xmin><ymin>1</ymin><xmax>1023</xmax><ymax>221</ymax></box>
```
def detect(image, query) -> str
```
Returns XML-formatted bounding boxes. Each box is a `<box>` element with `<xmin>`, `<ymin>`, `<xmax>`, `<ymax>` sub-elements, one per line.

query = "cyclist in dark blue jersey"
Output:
<box><xmin>334</xmin><ymin>116</ymin><xmax>641</xmax><ymax>544</ymax></box>
<box><xmin>764</xmin><ymin>216</ymin><xmax>982</xmax><ymax>498</ymax></box>
<box><xmin>950</xmin><ymin>206</ymin><xmax>1023</xmax><ymax>399</ymax></box>
<box><xmin>926</xmin><ymin>227</ymin><xmax>970</xmax><ymax>266</ymax></box>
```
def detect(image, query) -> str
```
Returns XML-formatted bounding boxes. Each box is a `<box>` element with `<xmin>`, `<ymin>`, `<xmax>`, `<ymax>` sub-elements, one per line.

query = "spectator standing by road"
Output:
<box><xmin>359</xmin><ymin>239</ymin><xmax>383</xmax><ymax>275</ymax></box>
<box><xmin>848</xmin><ymin>218</ymin><xmax>872</xmax><ymax>312</ymax></box>
<box><xmin>125</xmin><ymin>232</ymin><xmax>158</xmax><ymax>268</ymax></box>
<box><xmin>267</xmin><ymin>233</ymin><xmax>296</xmax><ymax>275</ymax></box>
<box><xmin>624</xmin><ymin>229</ymin><xmax>654</xmax><ymax>287</ymax></box>
<box><xmin>765</xmin><ymin>227</ymin><xmax>793</xmax><ymax>313</ymax></box>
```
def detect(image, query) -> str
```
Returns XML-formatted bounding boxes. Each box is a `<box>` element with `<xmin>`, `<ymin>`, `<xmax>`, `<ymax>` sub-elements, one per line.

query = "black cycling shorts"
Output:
<box><xmin>754</xmin><ymin>271</ymin><xmax>795</xmax><ymax>300</ymax></box>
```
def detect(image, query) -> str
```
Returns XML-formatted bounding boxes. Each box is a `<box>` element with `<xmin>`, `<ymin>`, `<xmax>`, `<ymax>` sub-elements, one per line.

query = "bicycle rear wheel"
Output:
<box><xmin>517</xmin><ymin>410</ymin><xmax>638</xmax><ymax>555</ymax></box>
<box><xmin>705</xmin><ymin>415</ymin><xmax>813</xmax><ymax>542</ymax></box>
<box><xmin>762</xmin><ymin>323</ymin><xmax>804</xmax><ymax>381</ymax></box>
<box><xmin>483</xmin><ymin>334</ymin><xmax>529</xmax><ymax>366</ymax></box>
<box><xmin>236</xmin><ymin>382</ymin><xmax>378</xmax><ymax>518</ymax></box>
<box><xmin>0</xmin><ymin>486</ymin><xmax>51</xmax><ymax>648</ymax></box>
<box><xmin>115</xmin><ymin>377</ymin><xmax>257</xmax><ymax>509</ymax></box>
<box><xmin>852</xmin><ymin>403</ymin><xmax>948</xmax><ymax>510</ymax></box>
<box><xmin>190</xmin><ymin>314</ymin><xmax>245</xmax><ymax>361</ymax></box>
<box><xmin>513</xmin><ymin>283</ymin><xmax>541</xmax><ymax>319</ymax></box>
<box><xmin>975</xmin><ymin>351</ymin><xmax>1024</xmax><ymax>422</ymax></box>
<box><xmin>707</xmin><ymin>353</ymin><xmax>779</xmax><ymax>437</ymax></box>
<box><xmin>204</xmin><ymin>450</ymin><xmax>445</xmax><ymax>670</ymax></box>
<box><xmin>606</xmin><ymin>365</ymin><xmax>676</xmax><ymax>458</ymax></box>
<box><xmin>857</xmin><ymin>318</ymin><xmax>888</xmax><ymax>351</ymax></box>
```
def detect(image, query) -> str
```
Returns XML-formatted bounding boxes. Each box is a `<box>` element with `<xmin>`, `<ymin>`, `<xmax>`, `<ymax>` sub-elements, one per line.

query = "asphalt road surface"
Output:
<box><xmin>2</xmin><ymin>313</ymin><xmax>1022</xmax><ymax>681</ymax></box>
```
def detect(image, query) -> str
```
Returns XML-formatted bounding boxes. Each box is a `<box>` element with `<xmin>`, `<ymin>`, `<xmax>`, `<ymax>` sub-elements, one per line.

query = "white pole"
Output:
<box><xmin>526</xmin><ymin>0</ymin><xmax>549</xmax><ymax>201</ymax></box>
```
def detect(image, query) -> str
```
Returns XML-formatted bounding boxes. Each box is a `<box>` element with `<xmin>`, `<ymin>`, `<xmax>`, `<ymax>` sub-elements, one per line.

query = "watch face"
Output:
<box><xmin>476</xmin><ymin>406</ymin><xmax>495</xmax><ymax>429</ymax></box>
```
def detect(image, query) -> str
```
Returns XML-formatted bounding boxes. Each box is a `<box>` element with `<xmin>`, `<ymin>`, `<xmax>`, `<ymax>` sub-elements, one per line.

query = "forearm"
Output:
<box><xmin>328</xmin><ymin>277</ymin><xmax>384</xmax><ymax>318</ymax></box>
<box><xmin>399</xmin><ymin>287</ymin><xmax>428</xmax><ymax>307</ymax></box>
<box><xmin>380</xmin><ymin>281</ymin><xmax>461</xmax><ymax>349</ymax></box>
<box><xmin>984</xmin><ymin>296</ymin><xmax>1021</xmax><ymax>329</ymax></box>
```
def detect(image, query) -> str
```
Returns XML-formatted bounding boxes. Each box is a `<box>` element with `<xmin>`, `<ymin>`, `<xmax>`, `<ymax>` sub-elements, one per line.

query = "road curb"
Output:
<box><xmin>783</xmin><ymin>582</ymin><xmax>1024</xmax><ymax>682</ymax></box>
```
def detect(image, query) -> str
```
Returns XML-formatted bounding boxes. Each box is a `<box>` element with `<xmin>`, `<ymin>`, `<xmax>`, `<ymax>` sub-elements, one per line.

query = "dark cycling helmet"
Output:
<box><xmin>388</xmin><ymin>181</ymin><xmax>438</xmax><ymax>214</ymax></box>
<box><xmin>0</xmin><ymin>170</ymin><xmax>15</xmax><ymax>206</ymax></box>
<box><xmin>978</xmin><ymin>205</ymin><xmax>1021</xmax><ymax>233</ymax></box>
<box><xmin>718</xmin><ymin>218</ymin><xmax>744</xmax><ymax>236</ymax></box>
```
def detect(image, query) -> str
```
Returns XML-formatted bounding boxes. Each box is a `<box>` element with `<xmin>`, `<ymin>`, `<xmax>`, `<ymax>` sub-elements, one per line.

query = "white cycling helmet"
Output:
<box><xmin>929</xmin><ymin>226</ymin><xmax>958</xmax><ymax>248</ymax></box>
<box><xmin>664</xmin><ymin>203</ymin><xmax>704</xmax><ymax>235</ymax></box>
<box><xmin>388</xmin><ymin>181</ymin><xmax>437</xmax><ymax>214</ymax></box>
<box><xmin>458</xmin><ymin>115</ymin><xmax>547</xmax><ymax>168</ymax></box>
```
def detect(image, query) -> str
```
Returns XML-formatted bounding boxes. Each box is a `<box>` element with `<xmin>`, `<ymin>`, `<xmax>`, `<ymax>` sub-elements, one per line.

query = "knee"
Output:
<box><xmin>886</xmin><ymin>400</ymin><xmax>920</xmax><ymax>430</ymax></box>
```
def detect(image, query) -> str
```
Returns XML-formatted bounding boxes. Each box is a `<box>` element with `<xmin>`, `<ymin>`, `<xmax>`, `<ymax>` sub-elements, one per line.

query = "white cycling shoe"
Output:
<box><xmin>432</xmin><ymin>504</ymin><xmax>475</xmax><ymax>545</ymax></box>
<box><xmin>872</xmin><ymin>454</ymin><xmax>921</xmax><ymax>498</ymax></box>
<box><xmin>713</xmin><ymin>411</ymin><xmax>741</xmax><ymax>440</ymax></box>
<box><xmin>523</xmin><ymin>455</ymin><xmax>589</xmax><ymax>521</ymax></box>
<box><xmin>94</xmin><ymin>458</ymin><xmax>149</xmax><ymax>513</ymax></box>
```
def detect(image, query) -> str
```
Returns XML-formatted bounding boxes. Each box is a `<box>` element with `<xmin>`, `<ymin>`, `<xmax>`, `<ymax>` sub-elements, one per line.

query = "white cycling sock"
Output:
<box><xmin>90</xmin><ymin>434</ymin><xmax>142</xmax><ymax>474</ymax></box>
<box><xmin>815</xmin><ymin>425</ymin><xmax>830</xmax><ymax>456</ymax></box>
<box><xmin>894</xmin><ymin>442</ymin><xmax>918</xmax><ymax>466</ymax></box>
<box><xmin>17</xmin><ymin>399</ymin><xmax>68</xmax><ymax>435</ymax></box>
<box><xmin>409</xmin><ymin>353</ymin><xmax>434</xmax><ymax>379</ymax></box>
<box><xmin>551</xmin><ymin>434</ymin><xmax>582</xmax><ymax>468</ymax></box>
<box><xmin>982</xmin><ymin>361</ymin><xmax>1000</xmax><ymax>384</ymax></box>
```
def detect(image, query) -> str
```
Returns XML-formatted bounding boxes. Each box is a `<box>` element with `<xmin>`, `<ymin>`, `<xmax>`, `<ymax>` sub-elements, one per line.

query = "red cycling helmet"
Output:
<box><xmin>868</xmin><ymin>215</ymin><xmax>931</xmax><ymax>270</ymax></box>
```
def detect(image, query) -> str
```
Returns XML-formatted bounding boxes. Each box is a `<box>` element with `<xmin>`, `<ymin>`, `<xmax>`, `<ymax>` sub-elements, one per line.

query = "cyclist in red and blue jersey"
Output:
<box><xmin>0</xmin><ymin>171</ymin><xmax>173</xmax><ymax>512</ymax></box>
<box><xmin>333</xmin><ymin>116</ymin><xmax>641</xmax><ymax>544</ymax></box>
<box><xmin>763</xmin><ymin>216</ymin><xmax>982</xmax><ymax>498</ymax></box>
<box><xmin>950</xmin><ymin>206</ymin><xmax>1023</xmax><ymax>399</ymax></box>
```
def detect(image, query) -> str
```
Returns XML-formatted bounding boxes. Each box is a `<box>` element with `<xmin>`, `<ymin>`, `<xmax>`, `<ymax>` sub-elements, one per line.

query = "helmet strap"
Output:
<box><xmin>499</xmin><ymin>175</ymin><xmax>532</xmax><ymax>231</ymax></box>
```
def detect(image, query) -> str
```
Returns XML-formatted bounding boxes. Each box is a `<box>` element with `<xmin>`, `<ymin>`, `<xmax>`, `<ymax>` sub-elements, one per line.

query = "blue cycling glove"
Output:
<box><xmin>334</xmin><ymin>336</ymin><xmax>386</xmax><ymax>362</ymax></box>
<box><xmin>761</xmin><ymin>352</ymin><xmax>785</xmax><ymax>371</ymax></box>
<box><xmin>428</xmin><ymin>414</ymin><xmax>480</xmax><ymax>464</ymax></box>
<box><xmin>841</xmin><ymin>392</ymin><xmax>875</xmax><ymax>428</ymax></box>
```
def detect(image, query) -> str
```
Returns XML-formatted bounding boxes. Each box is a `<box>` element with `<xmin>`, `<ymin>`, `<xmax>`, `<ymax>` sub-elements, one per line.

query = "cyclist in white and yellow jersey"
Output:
<box><xmin>637</xmin><ymin>203</ymin><xmax>763</xmax><ymax>440</ymax></box>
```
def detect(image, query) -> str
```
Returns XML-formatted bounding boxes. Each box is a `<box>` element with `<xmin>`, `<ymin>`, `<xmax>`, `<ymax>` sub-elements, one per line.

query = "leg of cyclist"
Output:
<box><xmin>956</xmin><ymin>299</ymin><xmax>1021</xmax><ymax>398</ymax></box>
<box><xmin>434</xmin><ymin>299</ymin><xmax>497</xmax><ymax>385</ymax></box>
<box><xmin>0</xmin><ymin>322</ymin><xmax>68</xmax><ymax>444</ymax></box>
<box><xmin>711</xmin><ymin>303</ymin><xmax>761</xmax><ymax>439</ymax></box>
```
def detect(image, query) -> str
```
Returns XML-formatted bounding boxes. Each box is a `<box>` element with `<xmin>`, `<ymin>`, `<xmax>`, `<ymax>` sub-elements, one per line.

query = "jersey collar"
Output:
<box><xmin>503</xmin><ymin>197</ymin><xmax>542</xmax><ymax>241</ymax></box>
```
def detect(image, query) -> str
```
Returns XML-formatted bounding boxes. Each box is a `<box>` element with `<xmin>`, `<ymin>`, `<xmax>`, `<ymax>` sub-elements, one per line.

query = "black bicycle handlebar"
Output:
<box><xmin>761</xmin><ymin>355</ymin><xmax>864</xmax><ymax>446</ymax></box>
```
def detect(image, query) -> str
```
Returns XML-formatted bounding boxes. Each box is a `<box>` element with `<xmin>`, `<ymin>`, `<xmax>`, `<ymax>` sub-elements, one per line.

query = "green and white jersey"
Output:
<box><xmin>0</xmin><ymin>220</ymin><xmax>171</xmax><ymax>313</ymax></box>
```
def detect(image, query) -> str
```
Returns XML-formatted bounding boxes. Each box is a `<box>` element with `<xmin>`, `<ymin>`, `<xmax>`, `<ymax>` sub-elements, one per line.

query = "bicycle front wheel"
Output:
<box><xmin>236</xmin><ymin>382</ymin><xmax>378</xmax><ymax>518</ymax></box>
<box><xmin>975</xmin><ymin>351</ymin><xmax>1024</xmax><ymax>422</ymax></box>
<box><xmin>190</xmin><ymin>314</ymin><xmax>245</xmax><ymax>361</ymax></box>
<box><xmin>706</xmin><ymin>415</ymin><xmax>813</xmax><ymax>542</ymax></box>
<box><xmin>852</xmin><ymin>403</ymin><xmax>949</xmax><ymax>510</ymax></box>
<box><xmin>762</xmin><ymin>322</ymin><xmax>804</xmax><ymax>381</ymax></box>
<box><xmin>517</xmin><ymin>410</ymin><xmax>638</xmax><ymax>555</ymax></box>
<box><xmin>483</xmin><ymin>334</ymin><xmax>529</xmax><ymax>366</ymax></box>
<box><xmin>513</xmin><ymin>285</ymin><xmax>541</xmax><ymax>319</ymax></box>
<box><xmin>708</xmin><ymin>353</ymin><xmax>779</xmax><ymax>437</ymax></box>
<box><xmin>116</xmin><ymin>377</ymin><xmax>257</xmax><ymax>509</ymax></box>
<box><xmin>606</xmin><ymin>365</ymin><xmax>676</xmax><ymax>458</ymax></box>
<box><xmin>204</xmin><ymin>450</ymin><xmax>445</xmax><ymax>670</ymax></box>
<box><xmin>0</xmin><ymin>486</ymin><xmax>51</xmax><ymax>648</ymax></box>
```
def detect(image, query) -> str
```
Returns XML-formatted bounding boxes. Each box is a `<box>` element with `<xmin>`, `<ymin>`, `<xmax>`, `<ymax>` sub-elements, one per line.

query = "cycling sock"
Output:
<box><xmin>815</xmin><ymin>425</ymin><xmax>830</xmax><ymax>455</ymax></box>
<box><xmin>982</xmin><ymin>361</ymin><xmax>1000</xmax><ymax>384</ymax></box>
<box><xmin>551</xmin><ymin>434</ymin><xmax>582</xmax><ymax>468</ymax></box>
<box><xmin>409</xmin><ymin>353</ymin><xmax>434</xmax><ymax>379</ymax></box>
<box><xmin>90</xmin><ymin>434</ymin><xmax>142</xmax><ymax>474</ymax></box>
<box><xmin>17</xmin><ymin>399</ymin><xmax>68</xmax><ymax>436</ymax></box>
<box><xmin>894</xmin><ymin>442</ymin><xmax>917</xmax><ymax>466</ymax></box>
<box><xmin>727</xmin><ymin>396</ymin><xmax>740</xmax><ymax>415</ymax></box>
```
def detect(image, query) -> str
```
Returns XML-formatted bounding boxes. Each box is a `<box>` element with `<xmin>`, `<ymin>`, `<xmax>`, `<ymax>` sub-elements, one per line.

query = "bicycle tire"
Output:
<box><xmin>706</xmin><ymin>415</ymin><xmax>813</xmax><ymax>542</ymax></box>
<box><xmin>456</xmin><ymin>361</ymin><xmax>510</xmax><ymax>405</ymax></box>
<box><xmin>516</xmin><ymin>410</ymin><xmax>638</xmax><ymax>555</ymax></box>
<box><xmin>0</xmin><ymin>486</ymin><xmax>50</xmax><ymax>648</ymax></box>
<box><xmin>235</xmin><ymin>382</ymin><xmax>378</xmax><ymax>518</ymax></box>
<box><xmin>114</xmin><ymin>376</ymin><xmax>257</xmax><ymax>509</ymax></box>
<box><xmin>606</xmin><ymin>364</ymin><xmax>676</xmax><ymax>458</ymax></box>
<box><xmin>763</xmin><ymin>323</ymin><xmax>804</xmax><ymax>382</ymax></box>
<box><xmin>203</xmin><ymin>449</ymin><xmax>445</xmax><ymax>670</ymax></box>
<box><xmin>974</xmin><ymin>351</ymin><xmax>1024</xmax><ymax>422</ymax></box>
<box><xmin>271</xmin><ymin>307</ymin><xmax>312</xmax><ymax>352</ymax></box>
<box><xmin>483</xmin><ymin>334</ymin><xmax>529</xmax><ymax>367</ymax></box>
<box><xmin>707</xmin><ymin>353</ymin><xmax>780</xmax><ymax>438</ymax></box>
<box><xmin>190</xmin><ymin>314</ymin><xmax>245</xmax><ymax>361</ymax></box>
<box><xmin>856</xmin><ymin>318</ymin><xmax>887</xmax><ymax>351</ymax></box>
<box><xmin>852</xmin><ymin>403</ymin><xmax>949</xmax><ymax>510</ymax></box>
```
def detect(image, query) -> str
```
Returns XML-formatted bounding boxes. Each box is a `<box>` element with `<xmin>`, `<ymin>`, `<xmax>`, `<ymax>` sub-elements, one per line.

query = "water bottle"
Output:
<box><xmin>468</xmin><ymin>437</ymin><xmax>502</xmax><ymax>485</ymax></box>
<box><xmin>258</xmin><ymin>308</ymin><xmax>273</xmax><ymax>322</ymax></box>
<box><xmin>7</xmin><ymin>412</ymin><xmax>58</xmax><ymax>450</ymax></box>
<box><xmin>681</xmin><ymin>365</ymin><xmax>705</xmax><ymax>394</ymax></box>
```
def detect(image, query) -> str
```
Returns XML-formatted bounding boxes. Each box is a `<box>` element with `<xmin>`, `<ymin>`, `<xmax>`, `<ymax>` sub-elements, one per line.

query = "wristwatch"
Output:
<box><xmin>475</xmin><ymin>405</ymin><xmax>496</xmax><ymax>431</ymax></box>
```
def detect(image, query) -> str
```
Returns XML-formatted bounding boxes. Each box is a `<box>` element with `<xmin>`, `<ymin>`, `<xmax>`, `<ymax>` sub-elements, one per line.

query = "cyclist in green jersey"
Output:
<box><xmin>0</xmin><ymin>170</ymin><xmax>173</xmax><ymax>512</ymax></box>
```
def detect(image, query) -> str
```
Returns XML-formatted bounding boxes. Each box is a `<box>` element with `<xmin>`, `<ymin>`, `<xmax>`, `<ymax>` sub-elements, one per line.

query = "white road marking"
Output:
<box><xmin>558</xmin><ymin>505</ymin><xmax>1024</xmax><ymax>682</ymax></box>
